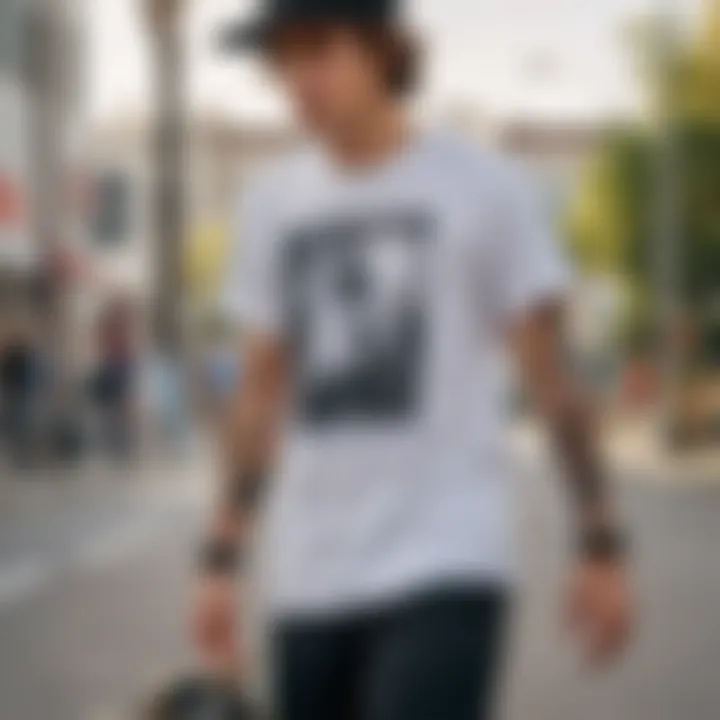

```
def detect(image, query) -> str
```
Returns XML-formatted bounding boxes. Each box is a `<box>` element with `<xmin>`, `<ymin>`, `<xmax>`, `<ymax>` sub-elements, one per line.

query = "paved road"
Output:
<box><xmin>1</xmin><ymin>455</ymin><xmax>719</xmax><ymax>719</ymax></box>
<box><xmin>0</xmin><ymin>457</ymin><xmax>207</xmax><ymax>720</ymax></box>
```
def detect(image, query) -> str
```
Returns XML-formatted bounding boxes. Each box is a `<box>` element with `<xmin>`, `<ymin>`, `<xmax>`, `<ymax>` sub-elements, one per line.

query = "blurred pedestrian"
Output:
<box><xmin>0</xmin><ymin>316</ymin><xmax>42</xmax><ymax>468</ymax></box>
<box><xmin>199</xmin><ymin>318</ymin><xmax>243</xmax><ymax>427</ymax></box>
<box><xmin>89</xmin><ymin>298</ymin><xmax>138</xmax><ymax>461</ymax></box>
<box><xmin>193</xmin><ymin>1</ymin><xmax>636</xmax><ymax>718</ymax></box>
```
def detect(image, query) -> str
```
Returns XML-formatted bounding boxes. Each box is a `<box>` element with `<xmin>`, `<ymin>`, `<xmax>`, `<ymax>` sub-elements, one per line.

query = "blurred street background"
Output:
<box><xmin>2</xmin><ymin>446</ymin><xmax>720</xmax><ymax>719</ymax></box>
<box><xmin>1</xmin><ymin>0</ymin><xmax>719</xmax><ymax>718</ymax></box>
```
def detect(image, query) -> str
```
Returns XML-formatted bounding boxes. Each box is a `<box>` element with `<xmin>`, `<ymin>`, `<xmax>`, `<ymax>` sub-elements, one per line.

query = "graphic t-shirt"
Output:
<box><xmin>224</xmin><ymin>130</ymin><xmax>571</xmax><ymax>616</ymax></box>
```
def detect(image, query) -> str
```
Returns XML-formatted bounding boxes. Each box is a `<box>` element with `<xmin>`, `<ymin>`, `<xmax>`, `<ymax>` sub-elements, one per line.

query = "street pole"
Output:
<box><xmin>24</xmin><ymin>0</ymin><xmax>72</xmax><ymax>404</ymax></box>
<box><xmin>653</xmin><ymin>0</ymin><xmax>682</xmax><ymax>448</ymax></box>
<box><xmin>146</xmin><ymin>0</ymin><xmax>186</xmax><ymax>359</ymax></box>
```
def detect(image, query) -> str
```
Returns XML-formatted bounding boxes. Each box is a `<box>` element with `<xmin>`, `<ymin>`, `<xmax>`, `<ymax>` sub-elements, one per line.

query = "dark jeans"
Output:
<box><xmin>96</xmin><ymin>404</ymin><xmax>134</xmax><ymax>459</ymax></box>
<box><xmin>274</xmin><ymin>585</ymin><xmax>510</xmax><ymax>720</ymax></box>
<box><xmin>91</xmin><ymin>362</ymin><xmax>135</xmax><ymax>459</ymax></box>
<box><xmin>2</xmin><ymin>395</ymin><xmax>34</xmax><ymax>466</ymax></box>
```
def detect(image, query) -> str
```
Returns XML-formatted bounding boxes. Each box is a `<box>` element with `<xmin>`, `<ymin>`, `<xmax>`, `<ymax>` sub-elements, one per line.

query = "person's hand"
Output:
<box><xmin>565</xmin><ymin>558</ymin><xmax>635</xmax><ymax>665</ymax></box>
<box><xmin>192</xmin><ymin>572</ymin><xmax>241</xmax><ymax>678</ymax></box>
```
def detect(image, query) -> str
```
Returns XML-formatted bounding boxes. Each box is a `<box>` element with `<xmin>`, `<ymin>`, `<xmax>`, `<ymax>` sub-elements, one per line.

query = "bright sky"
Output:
<box><xmin>85</xmin><ymin>0</ymin><xmax>707</xmax><ymax>125</ymax></box>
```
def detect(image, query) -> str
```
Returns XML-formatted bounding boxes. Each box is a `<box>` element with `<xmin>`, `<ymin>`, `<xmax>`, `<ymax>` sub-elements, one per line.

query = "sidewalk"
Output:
<box><xmin>0</xmin><ymin>444</ymin><xmax>211</xmax><ymax>610</ymax></box>
<box><xmin>513</xmin><ymin>415</ymin><xmax>720</xmax><ymax>488</ymax></box>
<box><xmin>0</xmin><ymin>442</ymin><xmax>212</xmax><ymax>525</ymax></box>
<box><xmin>607</xmin><ymin>416</ymin><xmax>720</xmax><ymax>487</ymax></box>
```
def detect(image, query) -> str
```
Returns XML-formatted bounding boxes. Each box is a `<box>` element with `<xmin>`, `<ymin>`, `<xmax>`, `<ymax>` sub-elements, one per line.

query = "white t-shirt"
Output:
<box><xmin>224</xmin><ymin>130</ymin><xmax>571</xmax><ymax>617</ymax></box>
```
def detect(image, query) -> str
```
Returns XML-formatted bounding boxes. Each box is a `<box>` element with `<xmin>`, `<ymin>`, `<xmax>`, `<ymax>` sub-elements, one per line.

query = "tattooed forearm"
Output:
<box><xmin>513</xmin><ymin>303</ymin><xmax>625</xmax><ymax>559</ymax></box>
<box><xmin>199</xmin><ymin>334</ymin><xmax>286</xmax><ymax>576</ymax></box>
<box><xmin>549</xmin><ymin>398</ymin><xmax>607</xmax><ymax>520</ymax></box>
<box><xmin>225</xmin><ymin>468</ymin><xmax>269</xmax><ymax>519</ymax></box>
<box><xmin>200</xmin><ymin>464</ymin><xmax>271</xmax><ymax>575</ymax></box>
<box><xmin>512</xmin><ymin>302</ymin><xmax>612</xmax><ymax>530</ymax></box>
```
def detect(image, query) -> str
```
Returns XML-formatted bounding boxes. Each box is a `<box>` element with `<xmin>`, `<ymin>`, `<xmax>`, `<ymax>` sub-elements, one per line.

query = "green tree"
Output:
<box><xmin>567</xmin><ymin>1</ymin><xmax>720</xmax><ymax>362</ymax></box>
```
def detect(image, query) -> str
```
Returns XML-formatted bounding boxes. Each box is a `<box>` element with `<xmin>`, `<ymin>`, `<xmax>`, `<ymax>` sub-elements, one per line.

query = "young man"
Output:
<box><xmin>194</xmin><ymin>1</ymin><xmax>635</xmax><ymax>718</ymax></box>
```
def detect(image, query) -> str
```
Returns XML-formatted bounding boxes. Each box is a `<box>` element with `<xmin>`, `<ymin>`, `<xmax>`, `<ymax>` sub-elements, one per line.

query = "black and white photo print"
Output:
<box><xmin>283</xmin><ymin>209</ymin><xmax>433</xmax><ymax>426</ymax></box>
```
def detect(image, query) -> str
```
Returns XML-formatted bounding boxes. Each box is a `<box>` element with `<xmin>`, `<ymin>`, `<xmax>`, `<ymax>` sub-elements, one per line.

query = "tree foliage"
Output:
<box><xmin>566</xmin><ymin>2</ymin><xmax>720</xmax><ymax>357</ymax></box>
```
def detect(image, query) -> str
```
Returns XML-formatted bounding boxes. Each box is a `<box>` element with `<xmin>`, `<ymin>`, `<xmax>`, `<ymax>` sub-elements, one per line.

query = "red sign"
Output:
<box><xmin>0</xmin><ymin>173</ymin><xmax>24</xmax><ymax>225</ymax></box>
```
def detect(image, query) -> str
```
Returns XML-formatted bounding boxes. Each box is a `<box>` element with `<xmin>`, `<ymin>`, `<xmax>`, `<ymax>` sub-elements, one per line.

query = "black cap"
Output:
<box><xmin>220</xmin><ymin>0</ymin><xmax>401</xmax><ymax>52</ymax></box>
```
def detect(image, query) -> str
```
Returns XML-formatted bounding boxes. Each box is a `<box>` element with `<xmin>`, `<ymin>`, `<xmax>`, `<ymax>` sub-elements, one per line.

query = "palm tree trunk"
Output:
<box><xmin>148</xmin><ymin>0</ymin><xmax>185</xmax><ymax>358</ymax></box>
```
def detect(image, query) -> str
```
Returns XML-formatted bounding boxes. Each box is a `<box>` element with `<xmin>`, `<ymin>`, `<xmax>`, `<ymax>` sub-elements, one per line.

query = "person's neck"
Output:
<box><xmin>325</xmin><ymin>101</ymin><xmax>412</xmax><ymax>172</ymax></box>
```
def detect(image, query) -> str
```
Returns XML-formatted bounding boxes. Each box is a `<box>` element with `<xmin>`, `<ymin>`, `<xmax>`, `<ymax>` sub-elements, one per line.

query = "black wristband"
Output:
<box><xmin>199</xmin><ymin>539</ymin><xmax>242</xmax><ymax>575</ymax></box>
<box><xmin>578</xmin><ymin>527</ymin><xmax>627</xmax><ymax>561</ymax></box>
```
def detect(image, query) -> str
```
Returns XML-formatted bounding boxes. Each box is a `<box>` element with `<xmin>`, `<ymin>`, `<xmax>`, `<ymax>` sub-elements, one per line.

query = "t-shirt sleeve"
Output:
<box><xmin>221</xmin><ymin>180</ymin><xmax>283</xmax><ymax>337</ymax></box>
<box><xmin>490</xmin><ymin>165</ymin><xmax>572</xmax><ymax>325</ymax></box>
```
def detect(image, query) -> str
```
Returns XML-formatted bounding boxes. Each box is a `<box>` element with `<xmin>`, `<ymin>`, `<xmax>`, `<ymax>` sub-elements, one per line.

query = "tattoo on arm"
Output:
<box><xmin>514</xmin><ymin>302</ymin><xmax>609</xmax><ymax>525</ymax></box>
<box><xmin>200</xmin><ymin>468</ymin><xmax>270</xmax><ymax>575</ymax></box>
<box><xmin>514</xmin><ymin>303</ymin><xmax>624</xmax><ymax>558</ymax></box>
<box><xmin>226</xmin><ymin>469</ymin><xmax>268</xmax><ymax>518</ymax></box>
<box><xmin>550</xmin><ymin>403</ymin><xmax>606</xmax><ymax>516</ymax></box>
<box><xmin>200</xmin><ymin>334</ymin><xmax>285</xmax><ymax>575</ymax></box>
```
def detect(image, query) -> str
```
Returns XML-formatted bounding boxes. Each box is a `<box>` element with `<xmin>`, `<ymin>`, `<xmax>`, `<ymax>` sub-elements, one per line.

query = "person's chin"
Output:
<box><xmin>296</xmin><ymin>108</ymin><xmax>342</xmax><ymax>140</ymax></box>
<box><xmin>299</xmin><ymin>114</ymin><xmax>333</xmax><ymax>138</ymax></box>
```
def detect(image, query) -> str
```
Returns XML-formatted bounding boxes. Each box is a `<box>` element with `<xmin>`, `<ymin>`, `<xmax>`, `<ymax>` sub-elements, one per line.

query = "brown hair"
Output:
<box><xmin>357</xmin><ymin>26</ymin><xmax>423</xmax><ymax>97</ymax></box>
